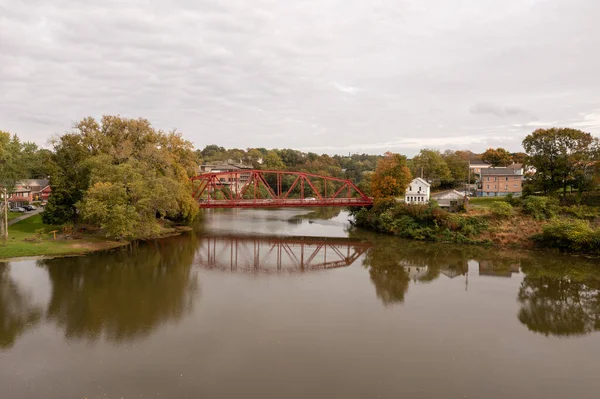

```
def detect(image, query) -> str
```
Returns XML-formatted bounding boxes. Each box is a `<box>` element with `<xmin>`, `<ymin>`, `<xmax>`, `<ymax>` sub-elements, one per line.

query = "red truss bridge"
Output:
<box><xmin>191</xmin><ymin>170</ymin><xmax>373</xmax><ymax>208</ymax></box>
<box><xmin>195</xmin><ymin>235</ymin><xmax>371</xmax><ymax>273</ymax></box>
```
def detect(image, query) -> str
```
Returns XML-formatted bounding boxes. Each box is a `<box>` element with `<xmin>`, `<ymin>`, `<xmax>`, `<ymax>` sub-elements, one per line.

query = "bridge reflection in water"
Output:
<box><xmin>195</xmin><ymin>235</ymin><xmax>371</xmax><ymax>273</ymax></box>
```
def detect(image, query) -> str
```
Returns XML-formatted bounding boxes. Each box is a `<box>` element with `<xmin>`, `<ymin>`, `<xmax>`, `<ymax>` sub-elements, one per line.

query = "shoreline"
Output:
<box><xmin>350</xmin><ymin>200</ymin><xmax>600</xmax><ymax>257</ymax></box>
<box><xmin>0</xmin><ymin>221</ymin><xmax>192</xmax><ymax>262</ymax></box>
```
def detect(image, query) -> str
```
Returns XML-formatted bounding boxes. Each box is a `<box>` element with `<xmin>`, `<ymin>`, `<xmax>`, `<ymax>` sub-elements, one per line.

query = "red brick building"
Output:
<box><xmin>4</xmin><ymin>179</ymin><xmax>51</xmax><ymax>207</ymax></box>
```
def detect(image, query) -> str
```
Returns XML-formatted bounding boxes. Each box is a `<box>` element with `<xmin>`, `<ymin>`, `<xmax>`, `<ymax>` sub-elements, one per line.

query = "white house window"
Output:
<box><xmin>409</xmin><ymin>186</ymin><xmax>412</xmax><ymax>191</ymax></box>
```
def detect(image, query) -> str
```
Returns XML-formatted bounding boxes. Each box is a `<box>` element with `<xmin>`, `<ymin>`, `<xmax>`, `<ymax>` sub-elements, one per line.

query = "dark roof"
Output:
<box><xmin>481</xmin><ymin>167</ymin><xmax>522</xmax><ymax>176</ymax></box>
<box><xmin>469</xmin><ymin>159</ymin><xmax>489</xmax><ymax>166</ymax></box>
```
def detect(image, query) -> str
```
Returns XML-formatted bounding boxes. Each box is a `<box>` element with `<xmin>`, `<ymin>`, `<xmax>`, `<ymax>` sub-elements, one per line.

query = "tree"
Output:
<box><xmin>42</xmin><ymin>131</ymin><xmax>92</xmax><ymax>225</ymax></box>
<box><xmin>0</xmin><ymin>132</ymin><xmax>25</xmax><ymax>238</ymax></box>
<box><xmin>481</xmin><ymin>148</ymin><xmax>513</xmax><ymax>167</ymax></box>
<box><xmin>263</xmin><ymin>150</ymin><xmax>285</xmax><ymax>170</ymax></box>
<box><xmin>442</xmin><ymin>150</ymin><xmax>470</xmax><ymax>187</ymax></box>
<box><xmin>357</xmin><ymin>171</ymin><xmax>373</xmax><ymax>196</ymax></box>
<box><xmin>522</xmin><ymin>128</ymin><xmax>599</xmax><ymax>197</ymax></box>
<box><xmin>511</xmin><ymin>152</ymin><xmax>529</xmax><ymax>166</ymax></box>
<box><xmin>200</xmin><ymin>144</ymin><xmax>226</xmax><ymax>159</ymax></box>
<box><xmin>371</xmin><ymin>152</ymin><xmax>412</xmax><ymax>198</ymax></box>
<box><xmin>44</xmin><ymin>116</ymin><xmax>198</xmax><ymax>237</ymax></box>
<box><xmin>410</xmin><ymin>149</ymin><xmax>451</xmax><ymax>187</ymax></box>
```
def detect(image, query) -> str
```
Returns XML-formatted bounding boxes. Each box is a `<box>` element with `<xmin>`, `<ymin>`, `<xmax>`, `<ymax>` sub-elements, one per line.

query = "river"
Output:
<box><xmin>1</xmin><ymin>208</ymin><xmax>600</xmax><ymax>398</ymax></box>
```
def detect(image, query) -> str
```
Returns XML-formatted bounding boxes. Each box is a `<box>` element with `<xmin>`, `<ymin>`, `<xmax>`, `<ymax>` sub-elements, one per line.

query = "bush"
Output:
<box><xmin>505</xmin><ymin>193</ymin><xmax>523</xmax><ymax>207</ymax></box>
<box><xmin>534</xmin><ymin>219</ymin><xmax>600</xmax><ymax>254</ymax></box>
<box><xmin>523</xmin><ymin>196</ymin><xmax>559</xmax><ymax>220</ymax></box>
<box><xmin>351</xmin><ymin>200</ymin><xmax>488</xmax><ymax>243</ymax></box>
<box><xmin>561</xmin><ymin>205</ymin><xmax>600</xmax><ymax>220</ymax></box>
<box><xmin>490</xmin><ymin>202</ymin><xmax>513</xmax><ymax>218</ymax></box>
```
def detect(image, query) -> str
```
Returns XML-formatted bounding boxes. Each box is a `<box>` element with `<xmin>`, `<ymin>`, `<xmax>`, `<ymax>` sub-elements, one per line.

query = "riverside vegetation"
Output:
<box><xmin>350</xmin><ymin>195</ymin><xmax>600</xmax><ymax>255</ymax></box>
<box><xmin>1</xmin><ymin>119</ymin><xmax>599</xmax><ymax>259</ymax></box>
<box><xmin>351</xmin><ymin>128</ymin><xmax>600</xmax><ymax>256</ymax></box>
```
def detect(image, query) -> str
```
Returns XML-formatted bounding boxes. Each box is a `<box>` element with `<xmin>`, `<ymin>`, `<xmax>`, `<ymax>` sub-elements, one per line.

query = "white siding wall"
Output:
<box><xmin>404</xmin><ymin>178</ymin><xmax>430</xmax><ymax>204</ymax></box>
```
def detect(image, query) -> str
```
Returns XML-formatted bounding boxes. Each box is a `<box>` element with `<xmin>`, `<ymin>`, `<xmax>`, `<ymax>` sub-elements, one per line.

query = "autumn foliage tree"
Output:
<box><xmin>481</xmin><ymin>148</ymin><xmax>513</xmax><ymax>167</ymax></box>
<box><xmin>371</xmin><ymin>152</ymin><xmax>412</xmax><ymax>198</ymax></box>
<box><xmin>43</xmin><ymin>116</ymin><xmax>198</xmax><ymax>238</ymax></box>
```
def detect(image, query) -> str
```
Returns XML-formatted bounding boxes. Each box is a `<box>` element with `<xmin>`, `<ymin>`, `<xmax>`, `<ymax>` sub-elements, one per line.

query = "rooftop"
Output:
<box><xmin>481</xmin><ymin>167</ymin><xmax>522</xmax><ymax>176</ymax></box>
<box><xmin>16</xmin><ymin>179</ymin><xmax>49</xmax><ymax>188</ymax></box>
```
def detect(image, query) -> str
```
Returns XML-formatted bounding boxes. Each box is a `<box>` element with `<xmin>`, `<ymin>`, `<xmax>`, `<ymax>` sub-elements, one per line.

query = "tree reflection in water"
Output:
<box><xmin>37</xmin><ymin>234</ymin><xmax>199</xmax><ymax>343</ymax></box>
<box><xmin>517</xmin><ymin>257</ymin><xmax>600</xmax><ymax>337</ymax></box>
<box><xmin>0</xmin><ymin>263</ymin><xmax>42</xmax><ymax>349</ymax></box>
<box><xmin>359</xmin><ymin>235</ymin><xmax>470</xmax><ymax>306</ymax></box>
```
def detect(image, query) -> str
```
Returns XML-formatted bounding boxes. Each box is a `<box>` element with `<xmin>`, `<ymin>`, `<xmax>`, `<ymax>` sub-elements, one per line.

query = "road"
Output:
<box><xmin>8</xmin><ymin>208</ymin><xmax>43</xmax><ymax>226</ymax></box>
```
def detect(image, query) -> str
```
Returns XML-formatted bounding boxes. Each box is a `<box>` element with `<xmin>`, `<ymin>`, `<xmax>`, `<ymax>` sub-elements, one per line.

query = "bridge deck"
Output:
<box><xmin>198</xmin><ymin>198</ymin><xmax>373</xmax><ymax>208</ymax></box>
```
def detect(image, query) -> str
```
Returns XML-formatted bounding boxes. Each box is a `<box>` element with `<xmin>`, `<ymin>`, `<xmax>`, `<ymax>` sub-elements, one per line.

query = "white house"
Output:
<box><xmin>405</xmin><ymin>178</ymin><xmax>430</xmax><ymax>204</ymax></box>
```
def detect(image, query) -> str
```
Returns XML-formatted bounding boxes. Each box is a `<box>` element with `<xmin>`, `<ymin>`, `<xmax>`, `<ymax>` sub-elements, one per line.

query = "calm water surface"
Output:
<box><xmin>1</xmin><ymin>208</ymin><xmax>600</xmax><ymax>398</ymax></box>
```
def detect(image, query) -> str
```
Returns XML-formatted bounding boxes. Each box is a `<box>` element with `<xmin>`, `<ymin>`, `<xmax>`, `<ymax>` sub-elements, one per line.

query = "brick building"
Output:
<box><xmin>2</xmin><ymin>179</ymin><xmax>51</xmax><ymax>207</ymax></box>
<box><xmin>476</xmin><ymin>165</ymin><xmax>523</xmax><ymax>197</ymax></box>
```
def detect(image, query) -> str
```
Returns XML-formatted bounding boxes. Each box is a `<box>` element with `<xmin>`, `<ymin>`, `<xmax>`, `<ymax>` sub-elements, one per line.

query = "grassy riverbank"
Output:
<box><xmin>0</xmin><ymin>215</ymin><xmax>126</xmax><ymax>259</ymax></box>
<box><xmin>0</xmin><ymin>214</ymin><xmax>190</xmax><ymax>260</ymax></box>
<box><xmin>351</xmin><ymin>197</ymin><xmax>600</xmax><ymax>255</ymax></box>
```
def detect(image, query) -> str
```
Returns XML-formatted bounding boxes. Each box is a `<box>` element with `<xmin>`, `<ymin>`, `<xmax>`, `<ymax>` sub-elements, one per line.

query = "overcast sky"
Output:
<box><xmin>1</xmin><ymin>0</ymin><xmax>599</xmax><ymax>156</ymax></box>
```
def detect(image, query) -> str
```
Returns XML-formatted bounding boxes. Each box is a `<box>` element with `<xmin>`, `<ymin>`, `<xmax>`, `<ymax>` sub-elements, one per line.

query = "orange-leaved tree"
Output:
<box><xmin>371</xmin><ymin>152</ymin><xmax>412</xmax><ymax>198</ymax></box>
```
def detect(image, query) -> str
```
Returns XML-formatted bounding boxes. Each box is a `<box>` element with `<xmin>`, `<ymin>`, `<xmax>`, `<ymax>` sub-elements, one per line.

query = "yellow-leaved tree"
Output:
<box><xmin>371</xmin><ymin>152</ymin><xmax>412</xmax><ymax>199</ymax></box>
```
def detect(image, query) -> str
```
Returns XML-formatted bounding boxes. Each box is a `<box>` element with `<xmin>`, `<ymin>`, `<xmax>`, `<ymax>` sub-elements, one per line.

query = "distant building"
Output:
<box><xmin>431</xmin><ymin>189</ymin><xmax>466</xmax><ymax>209</ymax></box>
<box><xmin>404</xmin><ymin>178</ymin><xmax>430</xmax><ymax>204</ymax></box>
<box><xmin>403</xmin><ymin>265</ymin><xmax>429</xmax><ymax>282</ymax></box>
<box><xmin>469</xmin><ymin>159</ymin><xmax>491</xmax><ymax>176</ymax></box>
<box><xmin>478</xmin><ymin>260</ymin><xmax>520</xmax><ymax>278</ymax></box>
<box><xmin>2</xmin><ymin>179</ymin><xmax>50</xmax><ymax>207</ymax></box>
<box><xmin>476</xmin><ymin>165</ymin><xmax>523</xmax><ymax>197</ymax></box>
<box><xmin>198</xmin><ymin>161</ymin><xmax>253</xmax><ymax>190</ymax></box>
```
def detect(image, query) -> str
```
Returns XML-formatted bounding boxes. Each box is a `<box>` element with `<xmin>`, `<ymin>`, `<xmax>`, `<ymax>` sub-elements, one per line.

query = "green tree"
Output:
<box><xmin>44</xmin><ymin>116</ymin><xmax>198</xmax><ymax>237</ymax></box>
<box><xmin>442</xmin><ymin>150</ymin><xmax>470</xmax><ymax>187</ymax></box>
<box><xmin>410</xmin><ymin>149</ymin><xmax>451</xmax><ymax>187</ymax></box>
<box><xmin>522</xmin><ymin>128</ymin><xmax>599</xmax><ymax>197</ymax></box>
<box><xmin>481</xmin><ymin>148</ymin><xmax>513</xmax><ymax>167</ymax></box>
<box><xmin>263</xmin><ymin>150</ymin><xmax>285</xmax><ymax>170</ymax></box>
<box><xmin>42</xmin><ymin>132</ymin><xmax>93</xmax><ymax>225</ymax></box>
<box><xmin>0</xmin><ymin>132</ymin><xmax>25</xmax><ymax>238</ymax></box>
<box><xmin>371</xmin><ymin>152</ymin><xmax>412</xmax><ymax>198</ymax></box>
<box><xmin>244</xmin><ymin>148</ymin><xmax>264</xmax><ymax>167</ymax></box>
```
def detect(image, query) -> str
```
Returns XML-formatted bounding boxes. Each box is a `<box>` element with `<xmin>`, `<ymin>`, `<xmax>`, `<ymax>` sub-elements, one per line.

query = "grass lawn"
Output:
<box><xmin>0</xmin><ymin>214</ymin><xmax>125</xmax><ymax>259</ymax></box>
<box><xmin>469</xmin><ymin>197</ymin><xmax>509</xmax><ymax>208</ymax></box>
<box><xmin>8</xmin><ymin>212</ymin><xmax>23</xmax><ymax>221</ymax></box>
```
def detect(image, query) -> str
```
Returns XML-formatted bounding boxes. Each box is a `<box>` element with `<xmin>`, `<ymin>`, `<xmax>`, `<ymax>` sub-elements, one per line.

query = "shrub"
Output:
<box><xmin>490</xmin><ymin>202</ymin><xmax>513</xmax><ymax>218</ymax></box>
<box><xmin>561</xmin><ymin>205</ymin><xmax>600</xmax><ymax>221</ymax></box>
<box><xmin>535</xmin><ymin>219</ymin><xmax>600</xmax><ymax>254</ymax></box>
<box><xmin>523</xmin><ymin>196</ymin><xmax>559</xmax><ymax>220</ymax></box>
<box><xmin>505</xmin><ymin>193</ymin><xmax>523</xmax><ymax>207</ymax></box>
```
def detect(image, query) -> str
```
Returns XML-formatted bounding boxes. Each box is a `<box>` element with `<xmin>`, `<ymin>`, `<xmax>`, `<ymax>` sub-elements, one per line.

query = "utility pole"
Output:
<box><xmin>3</xmin><ymin>189</ymin><xmax>7</xmax><ymax>240</ymax></box>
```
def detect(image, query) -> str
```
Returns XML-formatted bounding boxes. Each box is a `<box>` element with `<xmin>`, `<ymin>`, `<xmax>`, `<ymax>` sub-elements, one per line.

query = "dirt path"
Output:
<box><xmin>8</xmin><ymin>208</ymin><xmax>43</xmax><ymax>226</ymax></box>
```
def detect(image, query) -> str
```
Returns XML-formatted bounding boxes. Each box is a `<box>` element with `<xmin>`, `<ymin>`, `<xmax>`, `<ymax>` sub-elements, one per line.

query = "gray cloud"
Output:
<box><xmin>1</xmin><ymin>0</ymin><xmax>600</xmax><ymax>155</ymax></box>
